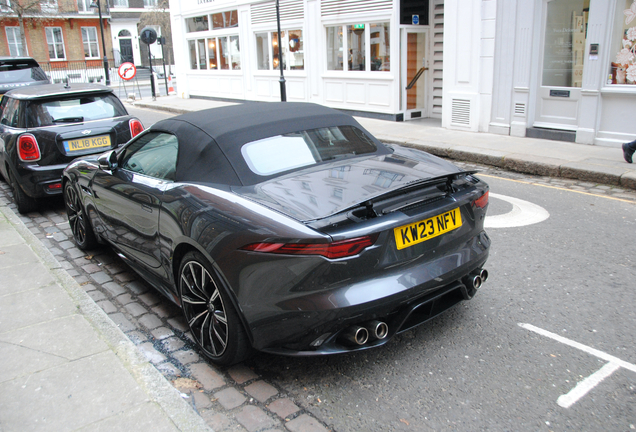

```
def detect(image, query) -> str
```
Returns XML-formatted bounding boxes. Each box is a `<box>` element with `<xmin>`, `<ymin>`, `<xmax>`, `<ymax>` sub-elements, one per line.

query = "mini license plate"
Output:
<box><xmin>394</xmin><ymin>207</ymin><xmax>462</xmax><ymax>250</ymax></box>
<box><xmin>63</xmin><ymin>135</ymin><xmax>111</xmax><ymax>153</ymax></box>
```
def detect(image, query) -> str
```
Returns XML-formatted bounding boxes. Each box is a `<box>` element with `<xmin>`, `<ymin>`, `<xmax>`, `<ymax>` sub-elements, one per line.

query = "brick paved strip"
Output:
<box><xmin>245</xmin><ymin>380</ymin><xmax>278</xmax><ymax>403</ymax></box>
<box><xmin>189</xmin><ymin>363</ymin><xmax>225</xmax><ymax>391</ymax></box>
<box><xmin>235</xmin><ymin>405</ymin><xmax>277</xmax><ymax>432</ymax></box>
<box><xmin>285</xmin><ymin>414</ymin><xmax>330</xmax><ymax>432</ymax></box>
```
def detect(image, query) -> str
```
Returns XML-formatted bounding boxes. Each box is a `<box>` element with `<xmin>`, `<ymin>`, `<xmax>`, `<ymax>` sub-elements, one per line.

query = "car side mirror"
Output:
<box><xmin>98</xmin><ymin>150</ymin><xmax>118</xmax><ymax>171</ymax></box>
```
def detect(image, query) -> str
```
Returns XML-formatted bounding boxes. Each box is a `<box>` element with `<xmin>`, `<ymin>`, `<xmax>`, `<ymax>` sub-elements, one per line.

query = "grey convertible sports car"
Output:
<box><xmin>63</xmin><ymin>102</ymin><xmax>491</xmax><ymax>365</ymax></box>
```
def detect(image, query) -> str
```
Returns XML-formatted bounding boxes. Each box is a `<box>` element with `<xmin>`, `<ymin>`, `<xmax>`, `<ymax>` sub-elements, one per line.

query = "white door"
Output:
<box><xmin>402</xmin><ymin>29</ymin><xmax>430</xmax><ymax>120</ymax></box>
<box><xmin>534</xmin><ymin>0</ymin><xmax>590</xmax><ymax>130</ymax></box>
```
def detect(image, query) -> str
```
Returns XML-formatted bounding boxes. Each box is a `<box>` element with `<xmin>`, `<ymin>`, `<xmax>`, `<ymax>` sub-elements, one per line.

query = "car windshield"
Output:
<box><xmin>241</xmin><ymin>125</ymin><xmax>378</xmax><ymax>176</ymax></box>
<box><xmin>26</xmin><ymin>93</ymin><xmax>128</xmax><ymax>127</ymax></box>
<box><xmin>0</xmin><ymin>62</ymin><xmax>48</xmax><ymax>84</ymax></box>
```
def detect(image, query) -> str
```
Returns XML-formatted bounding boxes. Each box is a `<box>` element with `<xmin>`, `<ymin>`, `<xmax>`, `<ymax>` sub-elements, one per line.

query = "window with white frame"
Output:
<box><xmin>187</xmin><ymin>10</ymin><xmax>241</xmax><ymax>71</ymax></box>
<box><xmin>41</xmin><ymin>0</ymin><xmax>58</xmax><ymax>12</ymax></box>
<box><xmin>189</xmin><ymin>36</ymin><xmax>241</xmax><ymax>71</ymax></box>
<box><xmin>45</xmin><ymin>27</ymin><xmax>66</xmax><ymax>60</ymax></box>
<box><xmin>144</xmin><ymin>0</ymin><xmax>157</xmax><ymax>7</ymax></box>
<box><xmin>6</xmin><ymin>27</ymin><xmax>27</xmax><ymax>56</ymax></box>
<box><xmin>77</xmin><ymin>0</ymin><xmax>92</xmax><ymax>12</ymax></box>
<box><xmin>82</xmin><ymin>27</ymin><xmax>100</xmax><ymax>59</ymax></box>
<box><xmin>255</xmin><ymin>30</ymin><xmax>304</xmax><ymax>71</ymax></box>
<box><xmin>326</xmin><ymin>22</ymin><xmax>390</xmax><ymax>72</ymax></box>
<box><xmin>113</xmin><ymin>0</ymin><xmax>128</xmax><ymax>6</ymax></box>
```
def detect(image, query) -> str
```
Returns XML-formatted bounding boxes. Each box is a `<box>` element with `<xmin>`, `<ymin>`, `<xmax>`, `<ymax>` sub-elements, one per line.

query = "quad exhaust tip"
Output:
<box><xmin>341</xmin><ymin>320</ymin><xmax>389</xmax><ymax>346</ymax></box>
<box><xmin>341</xmin><ymin>325</ymin><xmax>369</xmax><ymax>346</ymax></box>
<box><xmin>366</xmin><ymin>320</ymin><xmax>389</xmax><ymax>340</ymax></box>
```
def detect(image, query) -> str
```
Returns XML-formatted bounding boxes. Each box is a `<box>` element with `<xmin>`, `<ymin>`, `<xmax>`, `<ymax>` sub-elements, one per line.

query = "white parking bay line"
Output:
<box><xmin>556</xmin><ymin>362</ymin><xmax>620</xmax><ymax>408</ymax></box>
<box><xmin>519</xmin><ymin>323</ymin><xmax>636</xmax><ymax>408</ymax></box>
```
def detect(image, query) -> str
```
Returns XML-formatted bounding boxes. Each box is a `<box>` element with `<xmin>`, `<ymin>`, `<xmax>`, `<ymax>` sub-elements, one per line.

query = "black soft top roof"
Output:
<box><xmin>150</xmin><ymin>102</ymin><xmax>388</xmax><ymax>186</ymax></box>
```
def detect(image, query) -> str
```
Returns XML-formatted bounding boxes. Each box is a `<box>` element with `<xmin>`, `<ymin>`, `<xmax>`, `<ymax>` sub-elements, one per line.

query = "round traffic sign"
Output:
<box><xmin>140</xmin><ymin>27</ymin><xmax>157</xmax><ymax>45</ymax></box>
<box><xmin>118</xmin><ymin>62</ymin><xmax>136</xmax><ymax>81</ymax></box>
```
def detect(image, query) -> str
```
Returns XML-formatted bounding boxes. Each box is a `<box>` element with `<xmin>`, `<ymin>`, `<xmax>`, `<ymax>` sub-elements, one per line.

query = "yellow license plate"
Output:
<box><xmin>64</xmin><ymin>135</ymin><xmax>111</xmax><ymax>153</ymax></box>
<box><xmin>394</xmin><ymin>207</ymin><xmax>462</xmax><ymax>250</ymax></box>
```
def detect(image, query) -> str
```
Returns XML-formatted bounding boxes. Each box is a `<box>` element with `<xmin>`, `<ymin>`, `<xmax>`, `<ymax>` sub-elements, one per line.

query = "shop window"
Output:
<box><xmin>81</xmin><ymin>27</ymin><xmax>100</xmax><ymax>59</ymax></box>
<box><xmin>370</xmin><ymin>23</ymin><xmax>390</xmax><ymax>71</ymax></box>
<box><xmin>186</xmin><ymin>16</ymin><xmax>209</xmax><ymax>33</ymax></box>
<box><xmin>326</xmin><ymin>27</ymin><xmax>343</xmax><ymax>70</ymax></box>
<box><xmin>541</xmin><ymin>0</ymin><xmax>589</xmax><ymax>88</ymax></box>
<box><xmin>45</xmin><ymin>27</ymin><xmax>66</xmax><ymax>60</ymax></box>
<box><xmin>6</xmin><ymin>27</ymin><xmax>26</xmax><ymax>57</ymax></box>
<box><xmin>189</xmin><ymin>36</ymin><xmax>241</xmax><ymax>71</ymax></box>
<box><xmin>609</xmin><ymin>0</ymin><xmax>636</xmax><ymax>84</ymax></box>
<box><xmin>255</xmin><ymin>30</ymin><xmax>304</xmax><ymax>71</ymax></box>
<box><xmin>327</xmin><ymin>23</ymin><xmax>390</xmax><ymax>72</ymax></box>
<box><xmin>189</xmin><ymin>40</ymin><xmax>197</xmax><ymax>69</ymax></box>
<box><xmin>212</xmin><ymin>10</ymin><xmax>238</xmax><ymax>29</ymax></box>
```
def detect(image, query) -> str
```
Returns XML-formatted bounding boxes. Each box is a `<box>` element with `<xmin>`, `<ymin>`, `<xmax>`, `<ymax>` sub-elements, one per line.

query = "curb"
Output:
<box><xmin>0</xmin><ymin>203</ymin><xmax>212</xmax><ymax>432</ymax></box>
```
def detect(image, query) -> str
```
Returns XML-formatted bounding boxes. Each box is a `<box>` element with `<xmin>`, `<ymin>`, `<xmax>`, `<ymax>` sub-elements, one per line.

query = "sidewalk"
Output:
<box><xmin>0</xmin><ymin>204</ymin><xmax>210</xmax><ymax>431</ymax></box>
<box><xmin>133</xmin><ymin>95</ymin><xmax>636</xmax><ymax>190</ymax></box>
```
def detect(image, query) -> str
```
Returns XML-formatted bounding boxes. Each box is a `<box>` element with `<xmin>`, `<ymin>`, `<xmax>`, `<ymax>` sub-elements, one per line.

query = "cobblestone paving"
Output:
<box><xmin>2</xmin><ymin>163</ymin><xmax>636</xmax><ymax>432</ymax></box>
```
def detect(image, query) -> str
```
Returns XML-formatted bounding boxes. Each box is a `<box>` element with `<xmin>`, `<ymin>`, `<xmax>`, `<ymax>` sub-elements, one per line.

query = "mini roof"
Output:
<box><xmin>5</xmin><ymin>83</ymin><xmax>113</xmax><ymax>100</ymax></box>
<box><xmin>149</xmin><ymin>102</ymin><xmax>388</xmax><ymax>186</ymax></box>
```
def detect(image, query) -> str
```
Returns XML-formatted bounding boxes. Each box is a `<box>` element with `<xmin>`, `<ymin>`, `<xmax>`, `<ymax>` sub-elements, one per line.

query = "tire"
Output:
<box><xmin>8</xmin><ymin>169</ymin><xmax>38</xmax><ymax>214</ymax></box>
<box><xmin>178</xmin><ymin>251</ymin><xmax>252</xmax><ymax>365</ymax></box>
<box><xmin>64</xmin><ymin>182</ymin><xmax>98</xmax><ymax>250</ymax></box>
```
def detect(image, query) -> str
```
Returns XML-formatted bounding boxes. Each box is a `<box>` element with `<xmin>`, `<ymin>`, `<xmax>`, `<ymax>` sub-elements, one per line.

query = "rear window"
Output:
<box><xmin>26</xmin><ymin>93</ymin><xmax>128</xmax><ymax>127</ymax></box>
<box><xmin>241</xmin><ymin>125</ymin><xmax>378</xmax><ymax>176</ymax></box>
<box><xmin>0</xmin><ymin>62</ymin><xmax>48</xmax><ymax>84</ymax></box>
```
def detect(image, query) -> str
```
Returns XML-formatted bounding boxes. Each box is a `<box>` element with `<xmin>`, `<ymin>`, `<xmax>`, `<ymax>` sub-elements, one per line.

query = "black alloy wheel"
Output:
<box><xmin>8</xmin><ymin>169</ymin><xmax>38</xmax><ymax>214</ymax></box>
<box><xmin>178</xmin><ymin>251</ymin><xmax>251</xmax><ymax>365</ymax></box>
<box><xmin>64</xmin><ymin>182</ymin><xmax>98</xmax><ymax>250</ymax></box>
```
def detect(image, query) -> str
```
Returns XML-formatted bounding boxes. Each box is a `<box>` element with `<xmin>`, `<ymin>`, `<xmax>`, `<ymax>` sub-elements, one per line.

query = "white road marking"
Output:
<box><xmin>557</xmin><ymin>362</ymin><xmax>621</xmax><ymax>408</ymax></box>
<box><xmin>485</xmin><ymin>193</ymin><xmax>550</xmax><ymax>228</ymax></box>
<box><xmin>519</xmin><ymin>323</ymin><xmax>636</xmax><ymax>408</ymax></box>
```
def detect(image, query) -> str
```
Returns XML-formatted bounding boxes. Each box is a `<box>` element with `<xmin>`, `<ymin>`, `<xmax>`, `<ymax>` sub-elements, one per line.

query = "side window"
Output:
<box><xmin>120</xmin><ymin>132</ymin><xmax>178</xmax><ymax>181</ymax></box>
<box><xmin>0</xmin><ymin>98</ymin><xmax>20</xmax><ymax>128</ymax></box>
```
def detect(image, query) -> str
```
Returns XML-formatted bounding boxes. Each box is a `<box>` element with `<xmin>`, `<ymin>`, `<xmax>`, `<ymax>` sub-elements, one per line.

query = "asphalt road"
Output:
<box><xmin>6</xmin><ymin>106</ymin><xmax>633</xmax><ymax>431</ymax></box>
<box><xmin>128</xmin><ymin>106</ymin><xmax>636</xmax><ymax>431</ymax></box>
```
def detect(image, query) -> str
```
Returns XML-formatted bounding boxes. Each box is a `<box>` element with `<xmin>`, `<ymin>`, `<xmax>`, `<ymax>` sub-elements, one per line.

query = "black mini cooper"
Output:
<box><xmin>0</xmin><ymin>83</ymin><xmax>143</xmax><ymax>213</ymax></box>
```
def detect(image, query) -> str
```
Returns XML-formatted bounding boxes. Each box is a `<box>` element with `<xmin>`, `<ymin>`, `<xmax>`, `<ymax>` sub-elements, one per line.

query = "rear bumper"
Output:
<box><xmin>242</xmin><ymin>231</ymin><xmax>490</xmax><ymax>354</ymax></box>
<box><xmin>14</xmin><ymin>163</ymin><xmax>66</xmax><ymax>198</ymax></box>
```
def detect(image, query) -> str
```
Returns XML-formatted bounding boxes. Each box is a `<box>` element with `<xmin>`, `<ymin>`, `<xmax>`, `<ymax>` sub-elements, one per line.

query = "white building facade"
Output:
<box><xmin>483</xmin><ymin>0</ymin><xmax>636</xmax><ymax>146</ymax></box>
<box><xmin>170</xmin><ymin>0</ymin><xmax>444</xmax><ymax>121</ymax></box>
<box><xmin>170</xmin><ymin>0</ymin><xmax>636</xmax><ymax>146</ymax></box>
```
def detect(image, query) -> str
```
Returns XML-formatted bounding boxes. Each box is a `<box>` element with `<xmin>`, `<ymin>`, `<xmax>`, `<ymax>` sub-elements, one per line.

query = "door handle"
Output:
<box><xmin>406</xmin><ymin>67</ymin><xmax>428</xmax><ymax>90</ymax></box>
<box><xmin>141</xmin><ymin>203</ymin><xmax>153</xmax><ymax>213</ymax></box>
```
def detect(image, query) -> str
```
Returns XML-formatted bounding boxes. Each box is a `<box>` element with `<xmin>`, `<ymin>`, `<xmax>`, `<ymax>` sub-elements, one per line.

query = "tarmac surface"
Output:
<box><xmin>1</xmin><ymin>95</ymin><xmax>635</xmax><ymax>432</ymax></box>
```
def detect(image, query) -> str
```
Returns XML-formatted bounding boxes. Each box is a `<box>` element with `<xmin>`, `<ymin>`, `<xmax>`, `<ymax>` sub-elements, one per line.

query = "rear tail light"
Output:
<box><xmin>18</xmin><ymin>134</ymin><xmax>41</xmax><ymax>162</ymax></box>
<box><xmin>129</xmin><ymin>118</ymin><xmax>144</xmax><ymax>138</ymax></box>
<box><xmin>473</xmin><ymin>191</ymin><xmax>489</xmax><ymax>209</ymax></box>
<box><xmin>241</xmin><ymin>234</ymin><xmax>379</xmax><ymax>259</ymax></box>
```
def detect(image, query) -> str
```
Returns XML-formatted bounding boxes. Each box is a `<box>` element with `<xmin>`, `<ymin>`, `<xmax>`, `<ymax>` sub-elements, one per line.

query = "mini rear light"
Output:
<box><xmin>473</xmin><ymin>191</ymin><xmax>489</xmax><ymax>209</ymax></box>
<box><xmin>129</xmin><ymin>119</ymin><xmax>144</xmax><ymax>138</ymax></box>
<box><xmin>18</xmin><ymin>134</ymin><xmax>41</xmax><ymax>162</ymax></box>
<box><xmin>241</xmin><ymin>234</ymin><xmax>379</xmax><ymax>259</ymax></box>
<box><xmin>46</xmin><ymin>182</ymin><xmax>62</xmax><ymax>191</ymax></box>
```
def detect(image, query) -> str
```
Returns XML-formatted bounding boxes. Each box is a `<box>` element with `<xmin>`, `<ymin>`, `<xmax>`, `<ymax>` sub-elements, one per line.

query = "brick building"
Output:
<box><xmin>1</xmin><ymin>0</ymin><xmax>173</xmax><ymax>81</ymax></box>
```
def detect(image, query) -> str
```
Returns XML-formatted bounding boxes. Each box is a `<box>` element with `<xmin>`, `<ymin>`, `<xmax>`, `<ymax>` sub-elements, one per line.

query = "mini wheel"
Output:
<box><xmin>8</xmin><ymin>169</ymin><xmax>38</xmax><ymax>214</ymax></box>
<box><xmin>178</xmin><ymin>251</ymin><xmax>251</xmax><ymax>365</ymax></box>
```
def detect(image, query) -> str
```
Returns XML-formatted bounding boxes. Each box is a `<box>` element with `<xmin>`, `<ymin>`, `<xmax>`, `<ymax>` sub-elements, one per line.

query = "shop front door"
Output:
<box><xmin>402</xmin><ymin>29</ymin><xmax>430</xmax><ymax>120</ymax></box>
<box><xmin>534</xmin><ymin>0</ymin><xmax>590</xmax><ymax>130</ymax></box>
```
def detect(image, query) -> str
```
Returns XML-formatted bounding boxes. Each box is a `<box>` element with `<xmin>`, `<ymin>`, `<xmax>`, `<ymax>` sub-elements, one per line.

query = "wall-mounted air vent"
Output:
<box><xmin>451</xmin><ymin>99</ymin><xmax>470</xmax><ymax>126</ymax></box>
<box><xmin>251</xmin><ymin>0</ymin><xmax>304</xmax><ymax>25</ymax></box>
<box><xmin>514</xmin><ymin>103</ymin><xmax>526</xmax><ymax>116</ymax></box>
<box><xmin>321</xmin><ymin>0</ymin><xmax>392</xmax><ymax>17</ymax></box>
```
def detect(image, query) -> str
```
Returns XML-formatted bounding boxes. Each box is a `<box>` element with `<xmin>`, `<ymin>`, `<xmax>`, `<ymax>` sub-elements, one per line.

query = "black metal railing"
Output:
<box><xmin>39</xmin><ymin>60</ymin><xmax>117</xmax><ymax>84</ymax></box>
